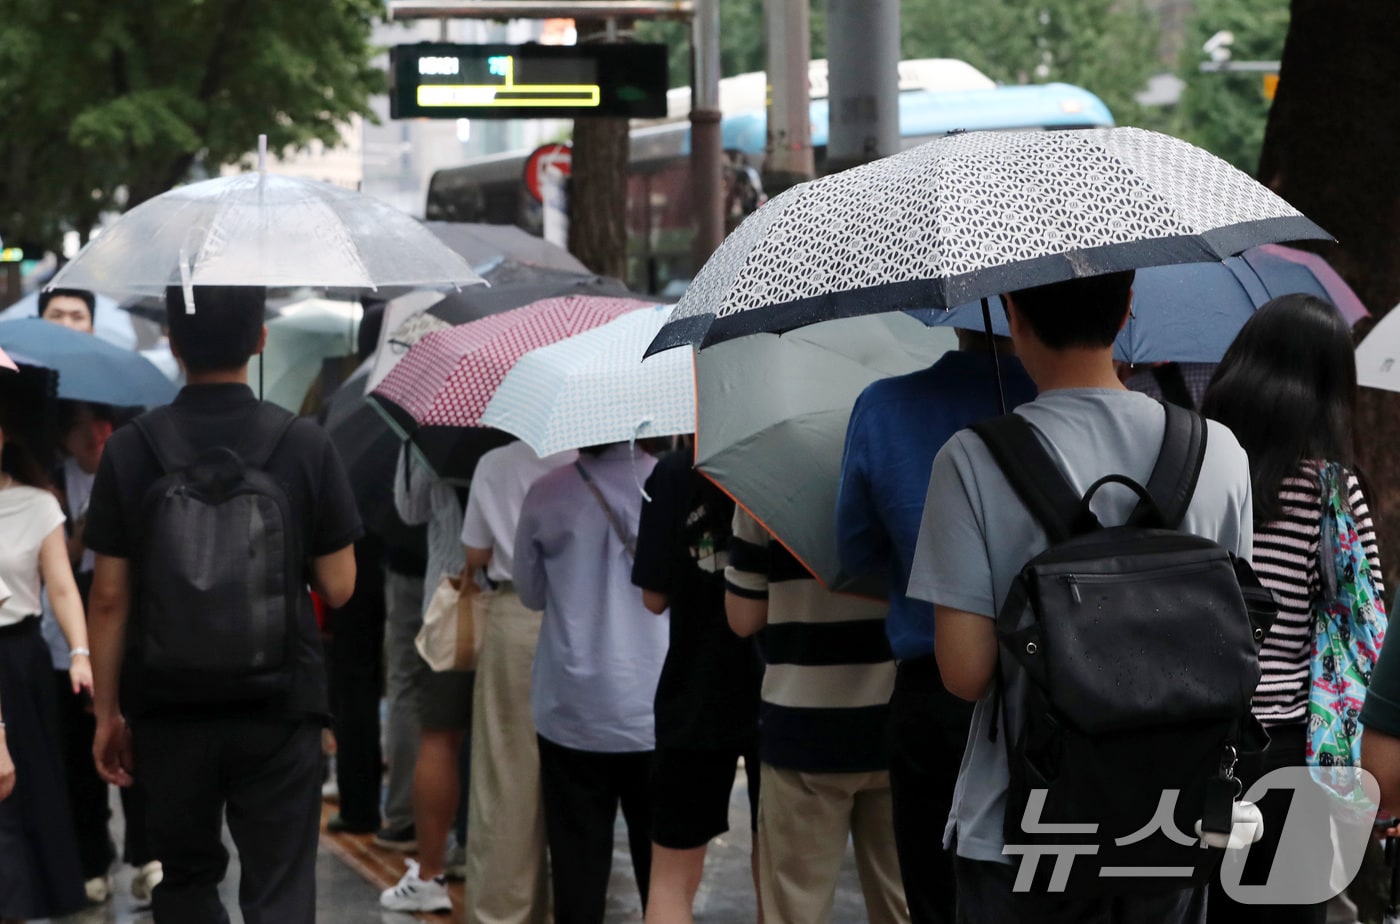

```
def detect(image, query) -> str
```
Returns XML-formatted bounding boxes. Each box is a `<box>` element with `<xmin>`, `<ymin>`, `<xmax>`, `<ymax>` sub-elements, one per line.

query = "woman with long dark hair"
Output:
<box><xmin>1201</xmin><ymin>293</ymin><xmax>1382</xmax><ymax>924</ymax></box>
<box><xmin>0</xmin><ymin>408</ymin><xmax>93</xmax><ymax>921</ymax></box>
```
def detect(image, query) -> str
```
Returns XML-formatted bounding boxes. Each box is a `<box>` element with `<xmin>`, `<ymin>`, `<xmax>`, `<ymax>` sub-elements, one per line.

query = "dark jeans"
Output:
<box><xmin>890</xmin><ymin>656</ymin><xmax>975</xmax><ymax>924</ymax></box>
<box><xmin>1206</xmin><ymin>723</ymin><xmax>1329</xmax><ymax>924</ymax></box>
<box><xmin>327</xmin><ymin>539</ymin><xmax>387</xmax><ymax>830</ymax></box>
<box><xmin>955</xmin><ymin>855</ymin><xmax>1207</xmax><ymax>924</ymax></box>
<box><xmin>537</xmin><ymin>734</ymin><xmax>652</xmax><ymax>924</ymax></box>
<box><xmin>133</xmin><ymin>718</ymin><xmax>322</xmax><ymax>924</ymax></box>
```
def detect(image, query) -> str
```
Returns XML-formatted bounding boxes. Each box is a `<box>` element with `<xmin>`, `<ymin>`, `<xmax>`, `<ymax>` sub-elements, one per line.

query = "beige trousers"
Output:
<box><xmin>464</xmin><ymin>589</ymin><xmax>550</xmax><ymax>924</ymax></box>
<box><xmin>758</xmin><ymin>763</ymin><xmax>910</xmax><ymax>924</ymax></box>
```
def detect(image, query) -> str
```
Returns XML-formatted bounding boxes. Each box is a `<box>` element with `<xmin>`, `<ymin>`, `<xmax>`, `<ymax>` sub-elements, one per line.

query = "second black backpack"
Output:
<box><xmin>972</xmin><ymin>403</ymin><xmax>1277</xmax><ymax>895</ymax></box>
<box><xmin>132</xmin><ymin>403</ymin><xmax>302</xmax><ymax>706</ymax></box>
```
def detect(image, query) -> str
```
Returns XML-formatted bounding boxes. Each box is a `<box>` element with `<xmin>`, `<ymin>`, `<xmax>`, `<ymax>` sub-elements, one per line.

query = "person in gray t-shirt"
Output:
<box><xmin>907</xmin><ymin>271</ymin><xmax>1253</xmax><ymax>923</ymax></box>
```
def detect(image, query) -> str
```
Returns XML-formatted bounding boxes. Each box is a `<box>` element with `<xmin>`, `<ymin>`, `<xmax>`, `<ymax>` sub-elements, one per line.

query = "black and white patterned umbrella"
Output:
<box><xmin>647</xmin><ymin>127</ymin><xmax>1328</xmax><ymax>355</ymax></box>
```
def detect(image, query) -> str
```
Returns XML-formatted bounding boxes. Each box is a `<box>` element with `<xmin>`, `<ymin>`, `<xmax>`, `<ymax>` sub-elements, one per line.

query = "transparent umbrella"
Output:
<box><xmin>51</xmin><ymin>157</ymin><xmax>485</xmax><ymax>300</ymax></box>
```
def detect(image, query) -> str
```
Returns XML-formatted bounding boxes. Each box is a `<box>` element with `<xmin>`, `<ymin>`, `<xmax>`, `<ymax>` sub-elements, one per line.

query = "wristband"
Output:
<box><xmin>70</xmin><ymin>647</ymin><xmax>91</xmax><ymax>657</ymax></box>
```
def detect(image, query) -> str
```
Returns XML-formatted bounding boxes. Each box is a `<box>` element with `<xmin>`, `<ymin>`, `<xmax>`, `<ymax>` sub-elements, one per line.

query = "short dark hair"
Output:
<box><xmin>39</xmin><ymin>287</ymin><xmax>96</xmax><ymax>322</ymax></box>
<box><xmin>165</xmin><ymin>285</ymin><xmax>267</xmax><ymax>373</ymax></box>
<box><xmin>1005</xmin><ymin>270</ymin><xmax>1136</xmax><ymax>350</ymax></box>
<box><xmin>1201</xmin><ymin>294</ymin><xmax>1357</xmax><ymax>523</ymax></box>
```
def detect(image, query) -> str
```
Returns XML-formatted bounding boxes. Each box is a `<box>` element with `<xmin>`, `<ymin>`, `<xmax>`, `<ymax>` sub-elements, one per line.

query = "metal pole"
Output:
<box><xmin>690</xmin><ymin>0</ymin><xmax>724</xmax><ymax>266</ymax></box>
<box><xmin>388</xmin><ymin>1</ymin><xmax>693</xmax><ymax>20</ymax></box>
<box><xmin>762</xmin><ymin>0</ymin><xmax>813</xmax><ymax>195</ymax></box>
<box><xmin>824</xmin><ymin>0</ymin><xmax>899</xmax><ymax>174</ymax></box>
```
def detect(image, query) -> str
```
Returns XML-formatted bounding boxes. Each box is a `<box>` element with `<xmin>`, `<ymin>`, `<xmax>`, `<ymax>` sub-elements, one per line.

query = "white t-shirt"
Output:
<box><xmin>461</xmin><ymin>441</ymin><xmax>576</xmax><ymax>584</ymax></box>
<box><xmin>0</xmin><ymin>485</ymin><xmax>66</xmax><ymax>626</ymax></box>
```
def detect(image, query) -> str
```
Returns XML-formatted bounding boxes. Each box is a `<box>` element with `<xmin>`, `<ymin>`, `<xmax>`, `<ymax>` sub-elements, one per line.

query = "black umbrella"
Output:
<box><xmin>424</xmin><ymin>222</ymin><xmax>588</xmax><ymax>275</ymax></box>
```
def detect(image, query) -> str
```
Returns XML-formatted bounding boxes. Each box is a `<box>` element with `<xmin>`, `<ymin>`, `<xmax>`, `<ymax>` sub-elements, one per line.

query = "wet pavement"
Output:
<box><xmin>42</xmin><ymin>766</ymin><xmax>870</xmax><ymax>923</ymax></box>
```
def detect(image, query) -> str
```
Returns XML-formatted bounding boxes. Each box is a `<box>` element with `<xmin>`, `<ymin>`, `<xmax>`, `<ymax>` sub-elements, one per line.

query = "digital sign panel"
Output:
<box><xmin>390</xmin><ymin>43</ymin><xmax>670</xmax><ymax>120</ymax></box>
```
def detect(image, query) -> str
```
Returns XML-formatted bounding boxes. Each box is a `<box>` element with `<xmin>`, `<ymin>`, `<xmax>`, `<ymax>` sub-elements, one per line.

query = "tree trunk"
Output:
<box><xmin>1258</xmin><ymin>0</ymin><xmax>1400</xmax><ymax>595</ymax></box>
<box><xmin>567</xmin><ymin>21</ymin><xmax>632</xmax><ymax>281</ymax></box>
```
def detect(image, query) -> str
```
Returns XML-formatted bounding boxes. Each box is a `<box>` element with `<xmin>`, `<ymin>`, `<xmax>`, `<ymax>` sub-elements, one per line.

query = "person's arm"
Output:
<box><xmin>1362</xmin><ymin>730</ymin><xmax>1400</xmax><ymax>827</ymax></box>
<box><xmin>835</xmin><ymin>403</ymin><xmax>891</xmax><ymax>578</ymax></box>
<box><xmin>512</xmin><ymin>492</ymin><xmax>547</xmax><ymax>611</ymax></box>
<box><xmin>725</xmin><ymin>591</ymin><xmax>768</xmax><ymax>638</ymax></box>
<box><xmin>935</xmin><ymin>605</ymin><xmax>998</xmax><ymax>701</ymax></box>
<box><xmin>725</xmin><ymin>506</ymin><xmax>770</xmax><ymax>638</ymax></box>
<box><xmin>313</xmin><ymin>545</ymin><xmax>357</xmax><ymax>609</ymax></box>
<box><xmin>40</xmin><ymin>526</ymin><xmax>91</xmax><ymax>695</ymax></box>
<box><xmin>631</xmin><ymin>458</ymin><xmax>676</xmax><ymax>618</ymax></box>
<box><xmin>465</xmin><ymin>546</ymin><xmax>492</xmax><ymax>573</ymax></box>
<box><xmin>89</xmin><ymin>554</ymin><xmax>134</xmax><ymax>787</ymax></box>
<box><xmin>642</xmin><ymin>590</ymin><xmax>668</xmax><ymax>615</ymax></box>
<box><xmin>0</xmin><ymin>691</ymin><xmax>13</xmax><ymax>802</ymax></box>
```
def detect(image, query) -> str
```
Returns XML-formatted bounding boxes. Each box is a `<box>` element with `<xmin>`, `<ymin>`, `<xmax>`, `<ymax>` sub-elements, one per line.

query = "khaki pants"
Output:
<box><xmin>464</xmin><ymin>589</ymin><xmax>550</xmax><ymax>924</ymax></box>
<box><xmin>758</xmin><ymin>763</ymin><xmax>909</xmax><ymax>924</ymax></box>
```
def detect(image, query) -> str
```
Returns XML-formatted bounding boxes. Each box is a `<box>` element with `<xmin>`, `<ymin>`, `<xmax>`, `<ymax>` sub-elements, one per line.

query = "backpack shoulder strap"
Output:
<box><xmin>132</xmin><ymin>407</ymin><xmax>196</xmax><ymax>475</ymax></box>
<box><xmin>235</xmin><ymin>403</ymin><xmax>298</xmax><ymax>469</ymax></box>
<box><xmin>971</xmin><ymin>414</ymin><xmax>1095</xmax><ymax>544</ymax></box>
<box><xmin>1135</xmin><ymin>403</ymin><xmax>1208</xmax><ymax>529</ymax></box>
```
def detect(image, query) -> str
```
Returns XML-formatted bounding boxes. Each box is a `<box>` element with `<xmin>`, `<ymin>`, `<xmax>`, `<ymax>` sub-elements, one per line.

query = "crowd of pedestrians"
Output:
<box><xmin>1</xmin><ymin>263</ymin><xmax>1399</xmax><ymax>924</ymax></box>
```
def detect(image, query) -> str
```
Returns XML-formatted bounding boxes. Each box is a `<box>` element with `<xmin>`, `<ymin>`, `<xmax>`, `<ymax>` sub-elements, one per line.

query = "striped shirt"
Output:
<box><xmin>725</xmin><ymin>507</ymin><xmax>894</xmax><ymax>773</ymax></box>
<box><xmin>1251</xmin><ymin>467</ymin><xmax>1384</xmax><ymax>726</ymax></box>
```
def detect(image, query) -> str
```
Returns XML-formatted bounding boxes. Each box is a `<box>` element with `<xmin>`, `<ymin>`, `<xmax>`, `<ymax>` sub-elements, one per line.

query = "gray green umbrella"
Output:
<box><xmin>695</xmin><ymin>312</ymin><xmax>956</xmax><ymax>594</ymax></box>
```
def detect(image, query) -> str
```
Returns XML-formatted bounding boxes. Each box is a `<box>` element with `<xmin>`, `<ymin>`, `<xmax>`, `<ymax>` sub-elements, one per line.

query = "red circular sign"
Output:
<box><xmin>523</xmin><ymin>143</ymin><xmax>573</xmax><ymax>202</ymax></box>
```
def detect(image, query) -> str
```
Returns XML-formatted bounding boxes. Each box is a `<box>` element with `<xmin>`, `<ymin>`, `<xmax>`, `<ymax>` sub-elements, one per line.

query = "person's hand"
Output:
<box><xmin>1374</xmin><ymin>816</ymin><xmax>1400</xmax><ymax>839</ymax></box>
<box><xmin>93</xmin><ymin>715</ymin><xmax>134</xmax><ymax>787</ymax></box>
<box><xmin>69</xmin><ymin>655</ymin><xmax>93</xmax><ymax>697</ymax></box>
<box><xmin>0</xmin><ymin>733</ymin><xmax>14</xmax><ymax>802</ymax></box>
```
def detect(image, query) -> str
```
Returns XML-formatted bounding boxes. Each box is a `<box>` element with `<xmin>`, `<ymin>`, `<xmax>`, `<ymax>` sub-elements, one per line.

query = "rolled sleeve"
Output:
<box><xmin>725</xmin><ymin>507</ymin><xmax>770</xmax><ymax>600</ymax></box>
<box><xmin>906</xmin><ymin>437</ymin><xmax>996</xmax><ymax>617</ymax></box>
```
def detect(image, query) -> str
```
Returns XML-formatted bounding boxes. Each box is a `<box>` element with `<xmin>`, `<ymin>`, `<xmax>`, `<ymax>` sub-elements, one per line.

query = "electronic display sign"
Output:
<box><xmin>390</xmin><ymin>43</ymin><xmax>670</xmax><ymax>119</ymax></box>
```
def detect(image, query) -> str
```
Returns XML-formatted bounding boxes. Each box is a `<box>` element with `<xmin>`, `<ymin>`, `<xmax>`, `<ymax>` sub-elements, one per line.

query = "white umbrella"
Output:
<box><xmin>1356</xmin><ymin>305</ymin><xmax>1400</xmax><ymax>393</ymax></box>
<box><xmin>51</xmin><ymin>161</ymin><xmax>485</xmax><ymax>301</ymax></box>
<box><xmin>480</xmin><ymin>305</ymin><xmax>692</xmax><ymax>457</ymax></box>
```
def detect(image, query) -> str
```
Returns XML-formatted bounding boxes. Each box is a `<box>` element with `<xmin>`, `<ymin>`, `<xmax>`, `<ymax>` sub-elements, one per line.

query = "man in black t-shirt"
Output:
<box><xmin>631</xmin><ymin>447</ymin><xmax>763</xmax><ymax>920</ymax></box>
<box><xmin>86</xmin><ymin>286</ymin><xmax>361</xmax><ymax>924</ymax></box>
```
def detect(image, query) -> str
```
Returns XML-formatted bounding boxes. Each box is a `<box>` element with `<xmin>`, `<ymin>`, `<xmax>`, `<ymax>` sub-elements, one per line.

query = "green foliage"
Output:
<box><xmin>0</xmin><ymin>0</ymin><xmax>382</xmax><ymax>250</ymax></box>
<box><xmin>1171</xmin><ymin>0</ymin><xmax>1290</xmax><ymax>173</ymax></box>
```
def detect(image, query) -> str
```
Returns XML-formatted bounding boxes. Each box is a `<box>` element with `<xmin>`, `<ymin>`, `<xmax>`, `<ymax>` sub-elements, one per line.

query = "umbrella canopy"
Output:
<box><xmin>648</xmin><ymin>127</ymin><xmax>1328</xmax><ymax>355</ymax></box>
<box><xmin>425</xmin><ymin>222</ymin><xmax>589</xmax><ymax>275</ymax></box>
<box><xmin>372</xmin><ymin>294</ymin><xmax>656</xmax><ymax>436</ymax></box>
<box><xmin>0</xmin><ymin>319</ymin><xmax>176</xmax><ymax>407</ymax></box>
<box><xmin>365</xmin><ymin>271</ymin><xmax>633</xmax><ymax>395</ymax></box>
<box><xmin>252</xmin><ymin>298</ymin><xmax>362</xmax><ymax>412</ymax></box>
<box><xmin>481</xmin><ymin>305</ymin><xmax>691</xmax><ymax>457</ymax></box>
<box><xmin>695</xmin><ymin>313</ymin><xmax>957</xmax><ymax>593</ymax></box>
<box><xmin>1355</xmin><ymin>305</ymin><xmax>1400</xmax><ymax>394</ymax></box>
<box><xmin>912</xmin><ymin>244</ymin><xmax>1368</xmax><ymax>363</ymax></box>
<box><xmin>49</xmin><ymin>172</ymin><xmax>486</xmax><ymax>297</ymax></box>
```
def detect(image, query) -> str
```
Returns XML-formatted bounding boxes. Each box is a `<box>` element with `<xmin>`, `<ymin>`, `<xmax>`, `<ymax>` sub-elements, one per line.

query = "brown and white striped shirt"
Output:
<box><xmin>1251</xmin><ymin>466</ymin><xmax>1384</xmax><ymax>726</ymax></box>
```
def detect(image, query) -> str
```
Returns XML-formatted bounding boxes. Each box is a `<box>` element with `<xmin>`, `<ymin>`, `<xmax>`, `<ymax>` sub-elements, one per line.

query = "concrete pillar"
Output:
<box><xmin>825</xmin><ymin>0</ymin><xmax>900</xmax><ymax>174</ymax></box>
<box><xmin>762</xmin><ymin>0</ymin><xmax>814</xmax><ymax>195</ymax></box>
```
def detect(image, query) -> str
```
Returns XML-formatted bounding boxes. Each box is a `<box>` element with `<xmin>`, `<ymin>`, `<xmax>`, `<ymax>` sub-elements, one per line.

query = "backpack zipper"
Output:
<box><xmin>1057</xmin><ymin>560</ymin><xmax>1218</xmax><ymax>604</ymax></box>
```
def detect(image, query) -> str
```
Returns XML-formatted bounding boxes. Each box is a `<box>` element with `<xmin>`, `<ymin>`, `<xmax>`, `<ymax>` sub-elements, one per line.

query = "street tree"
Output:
<box><xmin>0</xmin><ymin>0</ymin><xmax>381</xmax><ymax>253</ymax></box>
<box><xmin>1257</xmin><ymin>0</ymin><xmax>1400</xmax><ymax>626</ymax></box>
<box><xmin>1171</xmin><ymin>0</ymin><xmax>1290</xmax><ymax>172</ymax></box>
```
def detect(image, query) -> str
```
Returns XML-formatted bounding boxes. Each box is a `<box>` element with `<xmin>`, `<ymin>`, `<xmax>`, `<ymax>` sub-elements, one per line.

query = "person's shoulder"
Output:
<box><xmin>275</xmin><ymin>410</ymin><xmax>334</xmax><ymax>456</ymax></box>
<box><xmin>9</xmin><ymin>484</ymin><xmax>59</xmax><ymax>510</ymax></box>
<box><xmin>1199</xmin><ymin>418</ymin><xmax>1251</xmax><ymax>486</ymax></box>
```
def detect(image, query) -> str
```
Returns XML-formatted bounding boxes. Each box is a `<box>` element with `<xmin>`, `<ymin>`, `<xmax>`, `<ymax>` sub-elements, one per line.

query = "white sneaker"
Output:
<box><xmin>380</xmin><ymin>859</ymin><xmax>452</xmax><ymax>913</ymax></box>
<box><xmin>131</xmin><ymin>861</ymin><xmax>164</xmax><ymax>904</ymax></box>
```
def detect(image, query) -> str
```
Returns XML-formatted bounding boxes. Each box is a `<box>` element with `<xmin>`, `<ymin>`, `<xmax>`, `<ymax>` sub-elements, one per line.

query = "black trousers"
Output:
<box><xmin>889</xmin><ymin>656</ymin><xmax>975</xmax><ymax>924</ymax></box>
<box><xmin>328</xmin><ymin>538</ymin><xmax>387</xmax><ymax>830</ymax></box>
<box><xmin>955</xmin><ymin>855</ymin><xmax>1206</xmax><ymax>924</ymax></box>
<box><xmin>537</xmin><ymin>734</ymin><xmax>652</xmax><ymax>924</ymax></box>
<box><xmin>132</xmin><ymin>717</ymin><xmax>322</xmax><ymax>924</ymax></box>
<box><xmin>53</xmin><ymin>671</ymin><xmax>115</xmax><ymax>879</ymax></box>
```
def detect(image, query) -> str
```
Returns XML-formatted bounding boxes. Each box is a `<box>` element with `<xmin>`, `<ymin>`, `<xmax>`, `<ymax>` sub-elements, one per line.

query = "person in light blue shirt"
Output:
<box><xmin>514</xmin><ymin>442</ymin><xmax>664</xmax><ymax>923</ymax></box>
<box><xmin>836</xmin><ymin>329</ymin><xmax>1036</xmax><ymax>924</ymax></box>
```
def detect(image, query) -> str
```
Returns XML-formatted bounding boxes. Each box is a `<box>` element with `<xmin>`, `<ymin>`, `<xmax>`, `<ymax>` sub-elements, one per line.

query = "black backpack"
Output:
<box><xmin>972</xmin><ymin>403</ymin><xmax>1277</xmax><ymax>895</ymax></box>
<box><xmin>132</xmin><ymin>403</ymin><xmax>302</xmax><ymax>706</ymax></box>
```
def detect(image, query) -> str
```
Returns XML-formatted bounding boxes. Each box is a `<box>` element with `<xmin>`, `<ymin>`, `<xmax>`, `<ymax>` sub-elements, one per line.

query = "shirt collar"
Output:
<box><xmin>171</xmin><ymin>382</ymin><xmax>258</xmax><ymax>409</ymax></box>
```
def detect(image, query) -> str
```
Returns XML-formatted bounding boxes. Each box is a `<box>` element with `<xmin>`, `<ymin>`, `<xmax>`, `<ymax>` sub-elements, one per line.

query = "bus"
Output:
<box><xmin>425</xmin><ymin>59</ymin><xmax>1114</xmax><ymax>295</ymax></box>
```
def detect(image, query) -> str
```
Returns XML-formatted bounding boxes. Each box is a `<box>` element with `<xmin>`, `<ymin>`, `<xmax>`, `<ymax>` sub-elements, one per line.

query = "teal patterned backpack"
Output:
<box><xmin>1308</xmin><ymin>463</ymin><xmax>1387</xmax><ymax>776</ymax></box>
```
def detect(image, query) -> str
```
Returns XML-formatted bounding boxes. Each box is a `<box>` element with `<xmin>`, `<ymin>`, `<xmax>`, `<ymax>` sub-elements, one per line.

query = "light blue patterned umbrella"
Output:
<box><xmin>480</xmin><ymin>304</ymin><xmax>693</xmax><ymax>456</ymax></box>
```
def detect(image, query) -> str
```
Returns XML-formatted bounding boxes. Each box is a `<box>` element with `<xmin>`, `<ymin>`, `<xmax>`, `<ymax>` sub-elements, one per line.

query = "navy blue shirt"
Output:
<box><xmin>836</xmin><ymin>351</ymin><xmax>1036</xmax><ymax>660</ymax></box>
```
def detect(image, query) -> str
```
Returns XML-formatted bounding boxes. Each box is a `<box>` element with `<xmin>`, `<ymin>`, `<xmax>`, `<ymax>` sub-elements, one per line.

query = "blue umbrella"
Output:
<box><xmin>910</xmin><ymin>248</ymin><xmax>1364</xmax><ymax>364</ymax></box>
<box><xmin>0</xmin><ymin>319</ymin><xmax>177</xmax><ymax>407</ymax></box>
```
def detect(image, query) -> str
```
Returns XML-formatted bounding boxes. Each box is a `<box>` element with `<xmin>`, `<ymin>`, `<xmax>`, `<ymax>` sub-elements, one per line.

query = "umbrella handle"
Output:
<box><xmin>982</xmin><ymin>297</ymin><xmax>1008</xmax><ymax>415</ymax></box>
